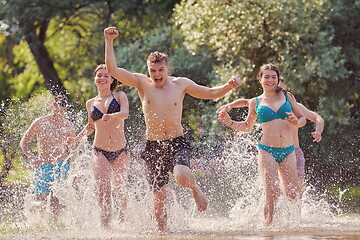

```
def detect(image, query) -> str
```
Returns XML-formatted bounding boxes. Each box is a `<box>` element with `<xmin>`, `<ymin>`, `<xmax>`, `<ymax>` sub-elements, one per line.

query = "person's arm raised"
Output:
<box><xmin>104</xmin><ymin>27</ymin><xmax>143</xmax><ymax>89</ymax></box>
<box><xmin>185</xmin><ymin>76</ymin><xmax>241</xmax><ymax>100</ymax></box>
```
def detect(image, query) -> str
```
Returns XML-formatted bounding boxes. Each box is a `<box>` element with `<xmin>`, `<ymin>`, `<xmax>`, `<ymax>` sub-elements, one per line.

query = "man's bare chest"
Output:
<box><xmin>37</xmin><ymin>123</ymin><xmax>68</xmax><ymax>142</ymax></box>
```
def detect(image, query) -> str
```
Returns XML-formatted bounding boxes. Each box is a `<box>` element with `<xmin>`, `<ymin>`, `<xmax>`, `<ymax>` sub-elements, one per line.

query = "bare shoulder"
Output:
<box><xmin>29</xmin><ymin>117</ymin><xmax>41</xmax><ymax>127</ymax></box>
<box><xmin>248</xmin><ymin>97</ymin><xmax>257</xmax><ymax>109</ymax></box>
<box><xmin>172</xmin><ymin>76</ymin><xmax>193</xmax><ymax>86</ymax></box>
<box><xmin>175</xmin><ymin>76</ymin><xmax>191</xmax><ymax>82</ymax></box>
<box><xmin>113</xmin><ymin>91</ymin><xmax>128</xmax><ymax>105</ymax></box>
<box><xmin>27</xmin><ymin>115</ymin><xmax>48</xmax><ymax>132</ymax></box>
<box><xmin>86</xmin><ymin>98</ymin><xmax>95</xmax><ymax>107</ymax></box>
<box><xmin>284</xmin><ymin>91</ymin><xmax>296</xmax><ymax>102</ymax></box>
<box><xmin>134</xmin><ymin>73</ymin><xmax>151</xmax><ymax>84</ymax></box>
<box><xmin>36</xmin><ymin>115</ymin><xmax>51</xmax><ymax>124</ymax></box>
<box><xmin>113</xmin><ymin>90</ymin><xmax>127</xmax><ymax>98</ymax></box>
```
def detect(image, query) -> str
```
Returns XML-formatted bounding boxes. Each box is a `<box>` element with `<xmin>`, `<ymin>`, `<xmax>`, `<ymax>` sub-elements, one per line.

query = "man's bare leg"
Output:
<box><xmin>173</xmin><ymin>165</ymin><xmax>208</xmax><ymax>212</ymax></box>
<box><xmin>153</xmin><ymin>186</ymin><xmax>167</xmax><ymax>232</ymax></box>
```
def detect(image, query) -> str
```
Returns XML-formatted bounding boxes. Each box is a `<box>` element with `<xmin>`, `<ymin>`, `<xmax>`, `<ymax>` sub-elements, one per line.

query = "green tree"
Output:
<box><xmin>0</xmin><ymin>0</ymin><xmax>179</xmax><ymax>97</ymax></box>
<box><xmin>174</xmin><ymin>0</ymin><xmax>349</xmax><ymax>106</ymax></box>
<box><xmin>174</xmin><ymin>0</ymin><xmax>360</xmax><ymax>191</ymax></box>
<box><xmin>329</xmin><ymin>0</ymin><xmax>360</xmax><ymax>119</ymax></box>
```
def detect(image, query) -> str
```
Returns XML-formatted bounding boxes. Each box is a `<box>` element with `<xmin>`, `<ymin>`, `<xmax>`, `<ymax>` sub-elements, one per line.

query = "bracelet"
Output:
<box><xmin>229</xmin><ymin>120</ymin><xmax>234</xmax><ymax>126</ymax></box>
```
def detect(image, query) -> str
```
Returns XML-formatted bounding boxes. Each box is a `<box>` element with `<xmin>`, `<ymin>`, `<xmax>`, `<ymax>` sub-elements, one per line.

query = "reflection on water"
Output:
<box><xmin>1</xmin><ymin>96</ymin><xmax>360</xmax><ymax>240</ymax></box>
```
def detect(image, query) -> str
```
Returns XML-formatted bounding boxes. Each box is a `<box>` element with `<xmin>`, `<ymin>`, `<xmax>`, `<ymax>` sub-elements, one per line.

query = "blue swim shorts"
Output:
<box><xmin>33</xmin><ymin>161</ymin><xmax>70</xmax><ymax>196</ymax></box>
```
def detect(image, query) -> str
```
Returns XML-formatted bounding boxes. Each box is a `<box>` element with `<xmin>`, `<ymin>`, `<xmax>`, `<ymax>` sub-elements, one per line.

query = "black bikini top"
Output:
<box><xmin>91</xmin><ymin>94</ymin><xmax>121</xmax><ymax>122</ymax></box>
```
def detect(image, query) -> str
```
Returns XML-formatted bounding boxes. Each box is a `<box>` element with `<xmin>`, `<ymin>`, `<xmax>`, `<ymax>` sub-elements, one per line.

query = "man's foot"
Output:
<box><xmin>191</xmin><ymin>187</ymin><xmax>208</xmax><ymax>212</ymax></box>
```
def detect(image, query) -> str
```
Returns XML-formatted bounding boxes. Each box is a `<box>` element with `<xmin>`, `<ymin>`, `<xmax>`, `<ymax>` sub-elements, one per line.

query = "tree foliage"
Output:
<box><xmin>174</xmin><ymin>0</ymin><xmax>348</xmax><ymax>105</ymax></box>
<box><xmin>174</xmin><ymin>0</ymin><xmax>360</xmax><ymax>188</ymax></box>
<box><xmin>0</xmin><ymin>0</ymin><xmax>180</xmax><ymax>98</ymax></box>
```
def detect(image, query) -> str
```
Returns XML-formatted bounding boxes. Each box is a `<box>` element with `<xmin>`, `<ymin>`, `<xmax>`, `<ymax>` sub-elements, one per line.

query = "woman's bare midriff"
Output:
<box><xmin>260</xmin><ymin>120</ymin><xmax>294</xmax><ymax>147</ymax></box>
<box><xmin>93</xmin><ymin>120</ymin><xmax>127</xmax><ymax>151</ymax></box>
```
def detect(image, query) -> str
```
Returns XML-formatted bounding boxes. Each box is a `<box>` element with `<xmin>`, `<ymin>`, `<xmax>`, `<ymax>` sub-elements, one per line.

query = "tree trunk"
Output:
<box><xmin>24</xmin><ymin>30</ymin><xmax>67</xmax><ymax>96</ymax></box>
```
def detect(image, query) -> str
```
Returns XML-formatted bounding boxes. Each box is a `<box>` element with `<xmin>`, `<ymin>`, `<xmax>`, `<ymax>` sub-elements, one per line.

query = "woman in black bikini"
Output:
<box><xmin>71</xmin><ymin>64</ymin><xmax>130</xmax><ymax>228</ymax></box>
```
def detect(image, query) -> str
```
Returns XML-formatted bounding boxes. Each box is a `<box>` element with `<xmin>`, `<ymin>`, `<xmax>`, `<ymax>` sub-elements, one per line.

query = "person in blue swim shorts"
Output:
<box><xmin>20</xmin><ymin>95</ymin><xmax>76</xmax><ymax>215</ymax></box>
<box><xmin>218</xmin><ymin>64</ymin><xmax>306</xmax><ymax>226</ymax></box>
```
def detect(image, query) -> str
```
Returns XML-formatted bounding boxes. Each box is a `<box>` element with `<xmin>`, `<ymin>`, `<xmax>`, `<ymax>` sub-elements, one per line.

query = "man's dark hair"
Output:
<box><xmin>147</xmin><ymin>51</ymin><xmax>168</xmax><ymax>64</ymax></box>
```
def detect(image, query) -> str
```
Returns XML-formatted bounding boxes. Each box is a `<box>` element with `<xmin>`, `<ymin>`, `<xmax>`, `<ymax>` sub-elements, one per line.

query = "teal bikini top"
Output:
<box><xmin>255</xmin><ymin>93</ymin><xmax>292</xmax><ymax>124</ymax></box>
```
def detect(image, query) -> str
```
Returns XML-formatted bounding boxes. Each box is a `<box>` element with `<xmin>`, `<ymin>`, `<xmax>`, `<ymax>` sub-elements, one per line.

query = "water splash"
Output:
<box><xmin>0</xmin><ymin>96</ymin><xmax>360</xmax><ymax>239</ymax></box>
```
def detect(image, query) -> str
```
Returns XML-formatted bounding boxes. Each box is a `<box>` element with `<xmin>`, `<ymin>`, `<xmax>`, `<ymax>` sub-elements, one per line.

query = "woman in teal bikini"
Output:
<box><xmin>70</xmin><ymin>64</ymin><xmax>130</xmax><ymax>228</ymax></box>
<box><xmin>217</xmin><ymin>64</ymin><xmax>306</xmax><ymax>225</ymax></box>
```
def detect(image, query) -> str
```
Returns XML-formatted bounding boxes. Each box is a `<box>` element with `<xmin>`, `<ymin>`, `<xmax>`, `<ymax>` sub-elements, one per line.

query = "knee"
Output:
<box><xmin>174</xmin><ymin>171</ymin><xmax>191</xmax><ymax>186</ymax></box>
<box><xmin>267</xmin><ymin>191</ymin><xmax>280</xmax><ymax>203</ymax></box>
<box><xmin>174</xmin><ymin>165</ymin><xmax>193</xmax><ymax>183</ymax></box>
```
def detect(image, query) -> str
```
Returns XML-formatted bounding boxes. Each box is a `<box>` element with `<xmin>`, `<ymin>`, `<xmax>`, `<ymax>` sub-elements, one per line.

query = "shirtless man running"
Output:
<box><xmin>20</xmin><ymin>95</ymin><xmax>76</xmax><ymax>215</ymax></box>
<box><xmin>104</xmin><ymin>26</ymin><xmax>240</xmax><ymax>231</ymax></box>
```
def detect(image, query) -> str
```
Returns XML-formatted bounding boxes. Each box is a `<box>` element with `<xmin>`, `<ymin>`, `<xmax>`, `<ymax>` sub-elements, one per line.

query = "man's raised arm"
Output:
<box><xmin>104</xmin><ymin>27</ymin><xmax>142</xmax><ymax>89</ymax></box>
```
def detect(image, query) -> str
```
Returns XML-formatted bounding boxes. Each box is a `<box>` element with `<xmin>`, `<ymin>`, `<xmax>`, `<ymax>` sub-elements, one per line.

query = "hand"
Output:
<box><xmin>216</xmin><ymin>105</ymin><xmax>232</xmax><ymax>114</ymax></box>
<box><xmin>104</xmin><ymin>27</ymin><xmax>119</xmax><ymax>41</ymax></box>
<box><xmin>311</xmin><ymin>131</ymin><xmax>322</xmax><ymax>142</ymax></box>
<box><xmin>102</xmin><ymin>114</ymin><xmax>112</xmax><ymax>121</ymax></box>
<box><xmin>228</xmin><ymin>75</ymin><xmax>242</xmax><ymax>88</ymax></box>
<box><xmin>217</xmin><ymin>110</ymin><xmax>233</xmax><ymax>126</ymax></box>
<box><xmin>285</xmin><ymin>112</ymin><xmax>299</xmax><ymax>126</ymax></box>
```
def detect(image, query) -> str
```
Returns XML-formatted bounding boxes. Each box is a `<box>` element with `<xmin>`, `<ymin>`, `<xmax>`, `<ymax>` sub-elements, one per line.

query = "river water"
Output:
<box><xmin>1</xmin><ymin>98</ymin><xmax>359</xmax><ymax>239</ymax></box>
